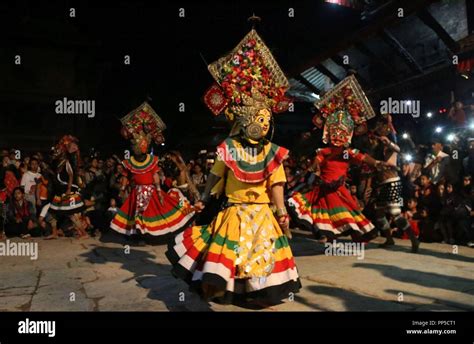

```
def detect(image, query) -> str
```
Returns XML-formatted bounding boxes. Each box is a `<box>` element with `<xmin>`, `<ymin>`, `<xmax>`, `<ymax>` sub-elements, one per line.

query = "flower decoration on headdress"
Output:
<box><xmin>120</xmin><ymin>102</ymin><xmax>167</xmax><ymax>146</ymax></box>
<box><xmin>313</xmin><ymin>75</ymin><xmax>375</xmax><ymax>136</ymax></box>
<box><xmin>55</xmin><ymin>135</ymin><xmax>79</xmax><ymax>153</ymax></box>
<box><xmin>203</xmin><ymin>29</ymin><xmax>292</xmax><ymax>132</ymax></box>
<box><xmin>52</xmin><ymin>135</ymin><xmax>81</xmax><ymax>166</ymax></box>
<box><xmin>52</xmin><ymin>135</ymin><xmax>79</xmax><ymax>156</ymax></box>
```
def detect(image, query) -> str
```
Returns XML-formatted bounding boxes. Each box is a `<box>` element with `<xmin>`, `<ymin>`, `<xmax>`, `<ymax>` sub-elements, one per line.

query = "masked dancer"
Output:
<box><xmin>289</xmin><ymin>76</ymin><xmax>394</xmax><ymax>242</ymax></box>
<box><xmin>167</xmin><ymin>28</ymin><xmax>301</xmax><ymax>306</ymax></box>
<box><xmin>110</xmin><ymin>102</ymin><xmax>195</xmax><ymax>236</ymax></box>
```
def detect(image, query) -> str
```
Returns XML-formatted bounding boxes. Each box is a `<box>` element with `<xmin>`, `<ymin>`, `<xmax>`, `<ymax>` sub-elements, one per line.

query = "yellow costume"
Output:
<box><xmin>167</xmin><ymin>28</ymin><xmax>300</xmax><ymax>305</ymax></box>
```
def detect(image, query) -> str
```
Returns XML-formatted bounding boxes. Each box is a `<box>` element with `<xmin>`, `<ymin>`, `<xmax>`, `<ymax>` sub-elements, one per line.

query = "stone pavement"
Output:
<box><xmin>1</xmin><ymin>229</ymin><xmax>473</xmax><ymax>312</ymax></box>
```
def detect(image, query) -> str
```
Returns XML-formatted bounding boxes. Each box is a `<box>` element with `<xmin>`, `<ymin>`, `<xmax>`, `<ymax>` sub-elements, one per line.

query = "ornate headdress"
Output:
<box><xmin>120</xmin><ymin>102</ymin><xmax>166</xmax><ymax>153</ymax></box>
<box><xmin>51</xmin><ymin>135</ymin><xmax>81</xmax><ymax>168</ymax></box>
<box><xmin>52</xmin><ymin>135</ymin><xmax>80</xmax><ymax>157</ymax></box>
<box><xmin>313</xmin><ymin>75</ymin><xmax>375</xmax><ymax>137</ymax></box>
<box><xmin>203</xmin><ymin>29</ymin><xmax>291</xmax><ymax>139</ymax></box>
<box><xmin>54</xmin><ymin>135</ymin><xmax>79</xmax><ymax>152</ymax></box>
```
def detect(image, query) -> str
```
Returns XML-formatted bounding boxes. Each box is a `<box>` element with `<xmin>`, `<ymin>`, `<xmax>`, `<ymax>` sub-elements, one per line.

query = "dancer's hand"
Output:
<box><xmin>158</xmin><ymin>192</ymin><xmax>164</xmax><ymax>206</ymax></box>
<box><xmin>194</xmin><ymin>201</ymin><xmax>205</xmax><ymax>213</ymax></box>
<box><xmin>279</xmin><ymin>215</ymin><xmax>292</xmax><ymax>239</ymax></box>
<box><xmin>278</xmin><ymin>214</ymin><xmax>290</xmax><ymax>231</ymax></box>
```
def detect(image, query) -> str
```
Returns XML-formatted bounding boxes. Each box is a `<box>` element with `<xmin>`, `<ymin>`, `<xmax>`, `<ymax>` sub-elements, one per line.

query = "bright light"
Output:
<box><xmin>447</xmin><ymin>133</ymin><xmax>455</xmax><ymax>142</ymax></box>
<box><xmin>161</xmin><ymin>143</ymin><xmax>165</xmax><ymax>146</ymax></box>
<box><xmin>402</xmin><ymin>133</ymin><xmax>409</xmax><ymax>139</ymax></box>
<box><xmin>435</xmin><ymin>127</ymin><xmax>443</xmax><ymax>133</ymax></box>
<box><xmin>469</xmin><ymin>122</ymin><xmax>474</xmax><ymax>130</ymax></box>
<box><xmin>426</xmin><ymin>112</ymin><xmax>433</xmax><ymax>118</ymax></box>
<box><xmin>405</xmin><ymin>100</ymin><xmax>412</xmax><ymax>105</ymax></box>
<box><xmin>404</xmin><ymin>154</ymin><xmax>413</xmax><ymax>162</ymax></box>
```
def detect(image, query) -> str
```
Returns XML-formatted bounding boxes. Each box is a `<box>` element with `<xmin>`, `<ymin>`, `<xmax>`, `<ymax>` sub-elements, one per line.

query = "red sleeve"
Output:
<box><xmin>315</xmin><ymin>148</ymin><xmax>330</xmax><ymax>164</ymax></box>
<box><xmin>348</xmin><ymin>148</ymin><xmax>366</xmax><ymax>165</ymax></box>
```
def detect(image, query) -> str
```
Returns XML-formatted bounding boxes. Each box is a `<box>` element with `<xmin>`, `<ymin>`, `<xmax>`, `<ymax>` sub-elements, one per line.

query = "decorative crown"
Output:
<box><xmin>315</xmin><ymin>75</ymin><xmax>375</xmax><ymax>123</ymax></box>
<box><xmin>203</xmin><ymin>29</ymin><xmax>291</xmax><ymax>121</ymax></box>
<box><xmin>120</xmin><ymin>102</ymin><xmax>166</xmax><ymax>144</ymax></box>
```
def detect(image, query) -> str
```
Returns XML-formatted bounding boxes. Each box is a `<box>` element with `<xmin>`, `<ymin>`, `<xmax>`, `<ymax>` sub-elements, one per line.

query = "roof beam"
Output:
<box><xmin>367</xmin><ymin>63</ymin><xmax>452</xmax><ymax>98</ymax></box>
<box><xmin>331</xmin><ymin>54</ymin><xmax>353</xmax><ymax>71</ymax></box>
<box><xmin>417</xmin><ymin>8</ymin><xmax>460</xmax><ymax>53</ymax></box>
<box><xmin>295</xmin><ymin>75</ymin><xmax>322</xmax><ymax>94</ymax></box>
<box><xmin>354</xmin><ymin>42</ymin><xmax>399</xmax><ymax>79</ymax></box>
<box><xmin>288</xmin><ymin>0</ymin><xmax>433</xmax><ymax>77</ymax></box>
<box><xmin>331</xmin><ymin>54</ymin><xmax>370</xmax><ymax>87</ymax></box>
<box><xmin>380</xmin><ymin>29</ymin><xmax>424</xmax><ymax>74</ymax></box>
<box><xmin>315</xmin><ymin>63</ymin><xmax>340</xmax><ymax>84</ymax></box>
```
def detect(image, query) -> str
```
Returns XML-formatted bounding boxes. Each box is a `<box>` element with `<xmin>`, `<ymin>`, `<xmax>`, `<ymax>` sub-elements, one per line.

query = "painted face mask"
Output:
<box><xmin>245</xmin><ymin>108</ymin><xmax>271</xmax><ymax>141</ymax></box>
<box><xmin>322</xmin><ymin>110</ymin><xmax>354</xmax><ymax>147</ymax></box>
<box><xmin>329</xmin><ymin>127</ymin><xmax>352</xmax><ymax>147</ymax></box>
<box><xmin>227</xmin><ymin>88</ymin><xmax>275</xmax><ymax>142</ymax></box>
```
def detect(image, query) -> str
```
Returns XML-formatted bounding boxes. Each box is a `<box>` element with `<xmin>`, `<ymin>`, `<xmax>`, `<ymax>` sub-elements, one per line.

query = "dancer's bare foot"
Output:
<box><xmin>44</xmin><ymin>234</ymin><xmax>58</xmax><ymax>240</ymax></box>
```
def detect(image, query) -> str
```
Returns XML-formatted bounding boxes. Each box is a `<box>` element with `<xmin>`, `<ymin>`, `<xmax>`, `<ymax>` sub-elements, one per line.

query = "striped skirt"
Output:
<box><xmin>288</xmin><ymin>185</ymin><xmax>374</xmax><ymax>237</ymax></box>
<box><xmin>111</xmin><ymin>185</ymin><xmax>195</xmax><ymax>236</ymax></box>
<box><xmin>166</xmin><ymin>203</ymin><xmax>301</xmax><ymax>305</ymax></box>
<box><xmin>50</xmin><ymin>192</ymin><xmax>85</xmax><ymax>215</ymax></box>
